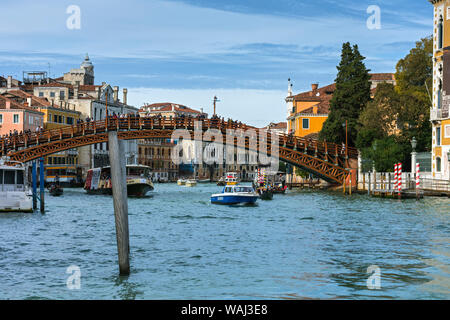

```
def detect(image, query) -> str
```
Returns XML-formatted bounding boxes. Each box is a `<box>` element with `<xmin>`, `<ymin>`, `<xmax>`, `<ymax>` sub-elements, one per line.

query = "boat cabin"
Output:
<box><xmin>223</xmin><ymin>185</ymin><xmax>255</xmax><ymax>194</ymax></box>
<box><xmin>0</xmin><ymin>163</ymin><xmax>26</xmax><ymax>192</ymax></box>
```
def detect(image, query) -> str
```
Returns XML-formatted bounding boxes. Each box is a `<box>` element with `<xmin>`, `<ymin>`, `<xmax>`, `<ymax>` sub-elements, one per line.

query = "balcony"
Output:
<box><xmin>430</xmin><ymin>108</ymin><xmax>449</xmax><ymax>121</ymax></box>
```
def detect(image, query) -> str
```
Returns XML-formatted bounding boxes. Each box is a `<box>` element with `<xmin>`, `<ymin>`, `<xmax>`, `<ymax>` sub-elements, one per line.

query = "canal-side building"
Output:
<box><xmin>429</xmin><ymin>0</ymin><xmax>450</xmax><ymax>180</ymax></box>
<box><xmin>0</xmin><ymin>95</ymin><xmax>44</xmax><ymax>136</ymax></box>
<box><xmin>286</xmin><ymin>74</ymin><xmax>396</xmax><ymax>138</ymax></box>
<box><xmin>138</xmin><ymin>138</ymin><xmax>178</xmax><ymax>182</ymax></box>
<box><xmin>1</xmin><ymin>90</ymin><xmax>83</xmax><ymax>184</ymax></box>
<box><xmin>31</xmin><ymin>55</ymin><xmax>138</xmax><ymax>175</ymax></box>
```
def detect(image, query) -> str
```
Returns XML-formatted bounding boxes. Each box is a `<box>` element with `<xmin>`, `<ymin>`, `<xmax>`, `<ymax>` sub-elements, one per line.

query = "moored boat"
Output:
<box><xmin>0</xmin><ymin>160</ymin><xmax>33</xmax><ymax>212</ymax></box>
<box><xmin>211</xmin><ymin>185</ymin><xmax>258</xmax><ymax>205</ymax></box>
<box><xmin>84</xmin><ymin>165</ymin><xmax>154</xmax><ymax>197</ymax></box>
<box><xmin>177</xmin><ymin>179</ymin><xmax>186</xmax><ymax>186</ymax></box>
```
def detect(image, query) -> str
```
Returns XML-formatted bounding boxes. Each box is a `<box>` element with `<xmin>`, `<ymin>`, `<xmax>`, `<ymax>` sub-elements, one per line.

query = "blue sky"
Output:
<box><xmin>0</xmin><ymin>0</ymin><xmax>432</xmax><ymax>126</ymax></box>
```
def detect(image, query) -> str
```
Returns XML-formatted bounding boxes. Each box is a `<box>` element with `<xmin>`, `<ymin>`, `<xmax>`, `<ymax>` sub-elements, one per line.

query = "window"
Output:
<box><xmin>4</xmin><ymin>170</ymin><xmax>15</xmax><ymax>184</ymax></box>
<box><xmin>50</xmin><ymin>92</ymin><xmax>55</xmax><ymax>98</ymax></box>
<box><xmin>437</xmin><ymin>157</ymin><xmax>442</xmax><ymax>172</ymax></box>
<box><xmin>29</xmin><ymin>115</ymin><xmax>33</xmax><ymax>125</ymax></box>
<box><xmin>48</xmin><ymin>113</ymin><xmax>52</xmax><ymax>122</ymax></box>
<box><xmin>302</xmin><ymin>118</ymin><xmax>310</xmax><ymax>129</ymax></box>
<box><xmin>53</xmin><ymin>115</ymin><xmax>58</xmax><ymax>123</ymax></box>
<box><xmin>39</xmin><ymin>92</ymin><xmax>44</xmax><ymax>97</ymax></box>
<box><xmin>67</xmin><ymin>117</ymin><xmax>73</xmax><ymax>125</ymax></box>
<box><xmin>13</xmin><ymin>114</ymin><xmax>19</xmax><ymax>124</ymax></box>
<box><xmin>445</xmin><ymin>125</ymin><xmax>450</xmax><ymax>138</ymax></box>
<box><xmin>438</xmin><ymin>15</ymin><xmax>444</xmax><ymax>49</ymax></box>
<box><xmin>60</xmin><ymin>91</ymin><xmax>65</xmax><ymax>99</ymax></box>
<box><xmin>437</xmin><ymin>126</ymin><xmax>441</xmax><ymax>146</ymax></box>
<box><xmin>0</xmin><ymin>114</ymin><xmax>2</xmax><ymax>124</ymax></box>
<box><xmin>58</xmin><ymin>115</ymin><xmax>62</xmax><ymax>123</ymax></box>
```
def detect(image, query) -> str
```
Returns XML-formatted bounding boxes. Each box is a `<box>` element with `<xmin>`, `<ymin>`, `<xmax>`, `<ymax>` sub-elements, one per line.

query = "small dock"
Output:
<box><xmin>287</xmin><ymin>181</ymin><xmax>323</xmax><ymax>190</ymax></box>
<box><xmin>370</xmin><ymin>189</ymin><xmax>424</xmax><ymax>199</ymax></box>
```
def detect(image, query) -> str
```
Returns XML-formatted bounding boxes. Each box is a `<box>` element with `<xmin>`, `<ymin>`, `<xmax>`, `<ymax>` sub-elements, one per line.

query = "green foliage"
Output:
<box><xmin>356</xmin><ymin>36</ymin><xmax>432</xmax><ymax>171</ymax></box>
<box><xmin>319</xmin><ymin>43</ymin><xmax>372</xmax><ymax>146</ymax></box>
<box><xmin>361</xmin><ymin>137</ymin><xmax>405</xmax><ymax>172</ymax></box>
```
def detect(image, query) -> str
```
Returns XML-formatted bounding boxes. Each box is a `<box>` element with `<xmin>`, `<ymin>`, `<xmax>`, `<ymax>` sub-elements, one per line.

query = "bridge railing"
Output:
<box><xmin>1</xmin><ymin>116</ymin><xmax>358</xmax><ymax>161</ymax></box>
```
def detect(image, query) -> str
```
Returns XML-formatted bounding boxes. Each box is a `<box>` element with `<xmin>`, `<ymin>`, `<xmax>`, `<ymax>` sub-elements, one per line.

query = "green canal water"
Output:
<box><xmin>0</xmin><ymin>183</ymin><xmax>449</xmax><ymax>299</ymax></box>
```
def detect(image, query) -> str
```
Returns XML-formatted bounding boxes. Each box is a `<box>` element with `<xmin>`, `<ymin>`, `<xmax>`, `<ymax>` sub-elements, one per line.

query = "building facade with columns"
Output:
<box><xmin>429</xmin><ymin>0</ymin><xmax>450</xmax><ymax>180</ymax></box>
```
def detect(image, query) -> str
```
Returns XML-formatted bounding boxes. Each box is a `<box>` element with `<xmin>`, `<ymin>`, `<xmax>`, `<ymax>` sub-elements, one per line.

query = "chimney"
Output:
<box><xmin>74</xmin><ymin>85</ymin><xmax>79</xmax><ymax>100</ymax></box>
<box><xmin>7</xmin><ymin>76</ymin><xmax>12</xmax><ymax>89</ymax></box>
<box><xmin>113</xmin><ymin>86</ymin><xmax>119</xmax><ymax>102</ymax></box>
<box><xmin>95</xmin><ymin>87</ymin><xmax>100</xmax><ymax>99</ymax></box>
<box><xmin>311</xmin><ymin>83</ymin><xmax>319</xmax><ymax>91</ymax></box>
<box><xmin>6</xmin><ymin>101</ymin><xmax>11</xmax><ymax>109</ymax></box>
<box><xmin>123</xmin><ymin>88</ymin><xmax>128</xmax><ymax>105</ymax></box>
<box><xmin>27</xmin><ymin>97</ymin><xmax>32</xmax><ymax>107</ymax></box>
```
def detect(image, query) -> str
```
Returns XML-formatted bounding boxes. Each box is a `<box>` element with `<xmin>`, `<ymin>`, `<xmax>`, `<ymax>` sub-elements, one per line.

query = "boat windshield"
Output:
<box><xmin>233</xmin><ymin>186</ymin><xmax>254</xmax><ymax>193</ymax></box>
<box><xmin>0</xmin><ymin>168</ymin><xmax>25</xmax><ymax>192</ymax></box>
<box><xmin>127</xmin><ymin>167</ymin><xmax>150</xmax><ymax>177</ymax></box>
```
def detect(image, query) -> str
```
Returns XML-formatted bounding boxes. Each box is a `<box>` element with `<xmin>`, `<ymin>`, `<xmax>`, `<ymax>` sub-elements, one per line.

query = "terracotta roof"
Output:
<box><xmin>34</xmin><ymin>82</ymin><xmax>73</xmax><ymax>88</ymax></box>
<box><xmin>370</xmin><ymin>73</ymin><xmax>395</xmax><ymax>81</ymax></box>
<box><xmin>79</xmin><ymin>85</ymin><xmax>101</xmax><ymax>91</ymax></box>
<box><xmin>140</xmin><ymin>102</ymin><xmax>203</xmax><ymax>115</ymax></box>
<box><xmin>0</xmin><ymin>95</ymin><xmax>43</xmax><ymax>113</ymax></box>
<box><xmin>267</xmin><ymin>122</ymin><xmax>287</xmax><ymax>130</ymax></box>
<box><xmin>4</xmin><ymin>90</ymin><xmax>51</xmax><ymax>107</ymax></box>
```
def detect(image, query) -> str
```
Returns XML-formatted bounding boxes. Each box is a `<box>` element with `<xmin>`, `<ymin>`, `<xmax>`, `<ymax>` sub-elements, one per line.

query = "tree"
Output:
<box><xmin>356</xmin><ymin>83</ymin><xmax>401</xmax><ymax>150</ymax></box>
<box><xmin>363</xmin><ymin>137</ymin><xmax>405</xmax><ymax>172</ymax></box>
<box><xmin>319</xmin><ymin>43</ymin><xmax>372</xmax><ymax>147</ymax></box>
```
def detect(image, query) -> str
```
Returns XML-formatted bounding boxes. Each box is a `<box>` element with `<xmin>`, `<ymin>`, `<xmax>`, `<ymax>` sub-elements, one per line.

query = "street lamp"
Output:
<box><xmin>342</xmin><ymin>120</ymin><xmax>348</xmax><ymax>168</ymax></box>
<box><xmin>411</xmin><ymin>137</ymin><xmax>417</xmax><ymax>174</ymax></box>
<box><xmin>372</xmin><ymin>140</ymin><xmax>377</xmax><ymax>173</ymax></box>
<box><xmin>411</xmin><ymin>137</ymin><xmax>417</xmax><ymax>152</ymax></box>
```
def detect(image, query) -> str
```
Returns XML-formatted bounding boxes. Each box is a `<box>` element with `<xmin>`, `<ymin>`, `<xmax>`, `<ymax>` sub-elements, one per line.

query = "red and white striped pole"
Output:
<box><xmin>397</xmin><ymin>162</ymin><xmax>402</xmax><ymax>197</ymax></box>
<box><xmin>416</xmin><ymin>163</ymin><xmax>420</xmax><ymax>199</ymax></box>
<box><xmin>394</xmin><ymin>163</ymin><xmax>398</xmax><ymax>193</ymax></box>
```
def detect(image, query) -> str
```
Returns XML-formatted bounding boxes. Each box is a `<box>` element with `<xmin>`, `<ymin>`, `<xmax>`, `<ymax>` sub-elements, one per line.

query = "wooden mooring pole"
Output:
<box><xmin>108</xmin><ymin>131</ymin><xmax>130</xmax><ymax>275</ymax></box>
<box><xmin>32</xmin><ymin>161</ymin><xmax>37</xmax><ymax>210</ymax></box>
<box><xmin>39</xmin><ymin>157</ymin><xmax>45</xmax><ymax>213</ymax></box>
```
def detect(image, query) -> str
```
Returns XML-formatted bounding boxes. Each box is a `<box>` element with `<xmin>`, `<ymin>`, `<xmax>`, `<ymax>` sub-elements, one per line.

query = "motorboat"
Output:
<box><xmin>0</xmin><ymin>160</ymin><xmax>33</xmax><ymax>212</ymax></box>
<box><xmin>211</xmin><ymin>185</ymin><xmax>258</xmax><ymax>205</ymax></box>
<box><xmin>185</xmin><ymin>179</ymin><xmax>197</xmax><ymax>187</ymax></box>
<box><xmin>84</xmin><ymin>165</ymin><xmax>154</xmax><ymax>197</ymax></box>
<box><xmin>177</xmin><ymin>179</ymin><xmax>186</xmax><ymax>186</ymax></box>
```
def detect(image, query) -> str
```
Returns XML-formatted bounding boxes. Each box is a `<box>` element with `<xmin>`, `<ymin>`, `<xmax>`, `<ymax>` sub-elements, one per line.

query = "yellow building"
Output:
<box><xmin>286</xmin><ymin>83</ymin><xmax>334</xmax><ymax>138</ymax></box>
<box><xmin>429</xmin><ymin>0</ymin><xmax>450</xmax><ymax>180</ymax></box>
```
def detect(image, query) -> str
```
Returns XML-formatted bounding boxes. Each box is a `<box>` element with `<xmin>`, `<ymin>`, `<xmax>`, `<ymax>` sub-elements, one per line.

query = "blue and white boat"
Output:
<box><xmin>211</xmin><ymin>185</ymin><xmax>258</xmax><ymax>205</ymax></box>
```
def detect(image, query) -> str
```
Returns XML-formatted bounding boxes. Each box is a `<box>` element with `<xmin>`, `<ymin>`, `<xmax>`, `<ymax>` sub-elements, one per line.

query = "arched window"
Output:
<box><xmin>438</xmin><ymin>79</ymin><xmax>443</xmax><ymax>109</ymax></box>
<box><xmin>438</xmin><ymin>15</ymin><xmax>443</xmax><ymax>49</ymax></box>
<box><xmin>437</xmin><ymin>157</ymin><xmax>442</xmax><ymax>172</ymax></box>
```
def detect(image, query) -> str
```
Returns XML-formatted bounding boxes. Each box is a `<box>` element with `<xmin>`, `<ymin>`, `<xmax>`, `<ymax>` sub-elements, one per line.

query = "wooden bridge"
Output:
<box><xmin>0</xmin><ymin>116</ymin><xmax>358</xmax><ymax>184</ymax></box>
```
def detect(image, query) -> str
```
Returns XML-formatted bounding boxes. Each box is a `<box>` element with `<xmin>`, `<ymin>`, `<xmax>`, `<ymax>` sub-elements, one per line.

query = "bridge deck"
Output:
<box><xmin>1</xmin><ymin>116</ymin><xmax>358</xmax><ymax>184</ymax></box>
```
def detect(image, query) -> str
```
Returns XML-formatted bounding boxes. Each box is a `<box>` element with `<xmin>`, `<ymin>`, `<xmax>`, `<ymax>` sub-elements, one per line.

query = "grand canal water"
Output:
<box><xmin>0</xmin><ymin>183</ymin><xmax>449</xmax><ymax>299</ymax></box>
